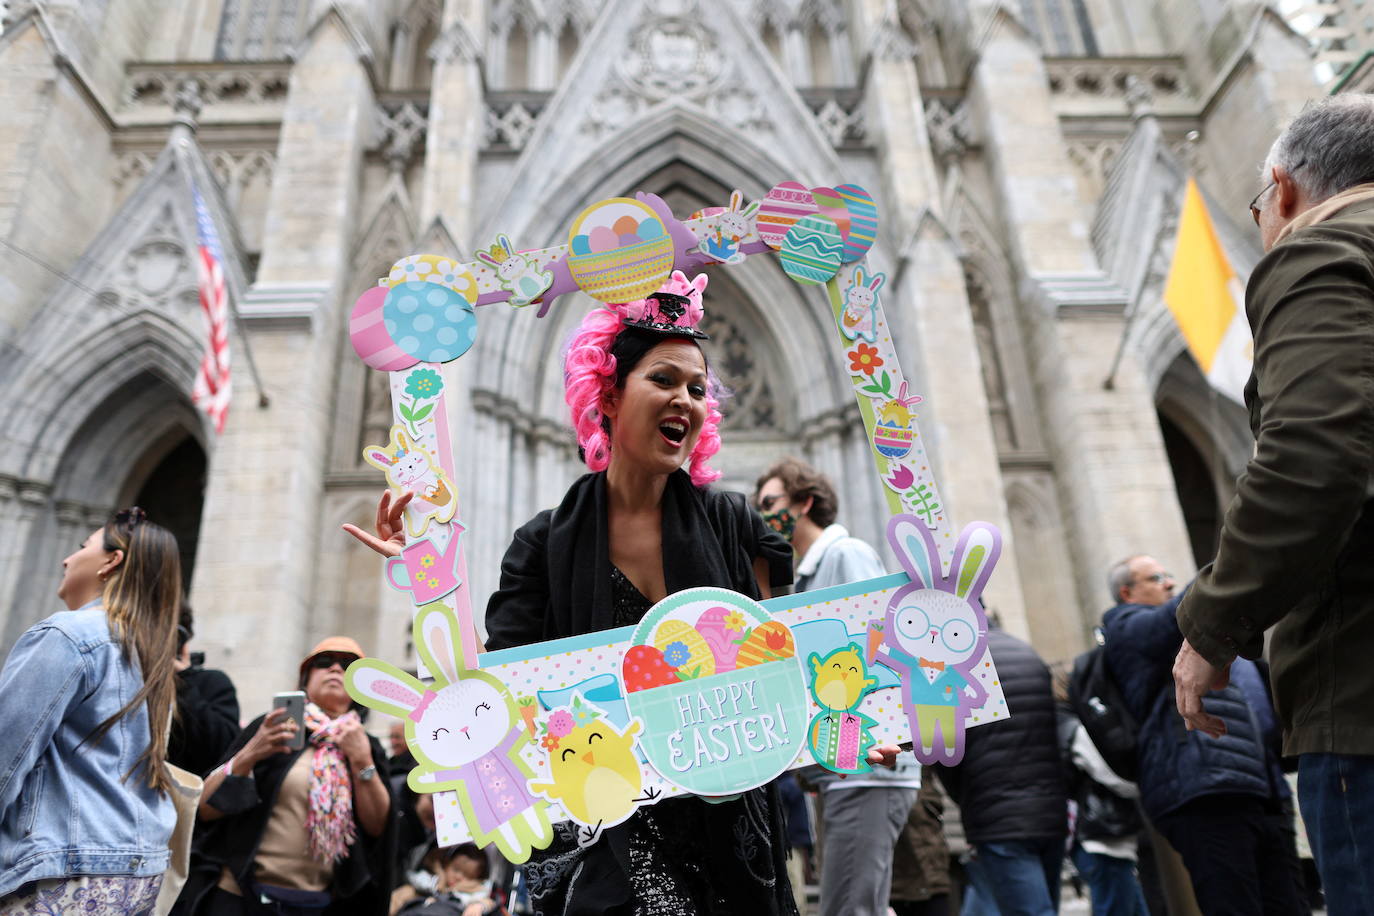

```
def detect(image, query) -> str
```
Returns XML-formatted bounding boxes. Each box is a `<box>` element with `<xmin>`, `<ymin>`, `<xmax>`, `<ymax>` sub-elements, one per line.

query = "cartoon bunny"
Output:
<box><xmin>347</xmin><ymin>604</ymin><xmax>554</xmax><ymax>864</ymax></box>
<box><xmin>840</xmin><ymin>267</ymin><xmax>883</xmax><ymax>343</ymax></box>
<box><xmin>700</xmin><ymin>190</ymin><xmax>758</xmax><ymax>265</ymax></box>
<box><xmin>870</xmin><ymin>516</ymin><xmax>1001</xmax><ymax>765</ymax></box>
<box><xmin>476</xmin><ymin>234</ymin><xmax>554</xmax><ymax>307</ymax></box>
<box><xmin>362</xmin><ymin>425</ymin><xmax>457</xmax><ymax>537</ymax></box>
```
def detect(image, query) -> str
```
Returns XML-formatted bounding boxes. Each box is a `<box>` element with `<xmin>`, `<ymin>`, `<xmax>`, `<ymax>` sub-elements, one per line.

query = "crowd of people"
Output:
<box><xmin>0</xmin><ymin>94</ymin><xmax>1371</xmax><ymax>916</ymax></box>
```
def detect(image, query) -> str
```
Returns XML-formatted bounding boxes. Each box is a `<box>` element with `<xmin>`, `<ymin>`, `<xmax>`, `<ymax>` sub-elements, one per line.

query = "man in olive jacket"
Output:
<box><xmin>1172</xmin><ymin>94</ymin><xmax>1374</xmax><ymax>911</ymax></box>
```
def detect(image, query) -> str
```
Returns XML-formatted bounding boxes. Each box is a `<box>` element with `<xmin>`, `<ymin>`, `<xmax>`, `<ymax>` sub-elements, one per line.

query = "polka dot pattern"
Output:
<box><xmin>383</xmin><ymin>280</ymin><xmax>478</xmax><ymax>364</ymax></box>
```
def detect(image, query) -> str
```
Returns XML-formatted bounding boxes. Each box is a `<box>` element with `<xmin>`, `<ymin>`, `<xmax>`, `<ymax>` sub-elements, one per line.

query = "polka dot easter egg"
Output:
<box><xmin>780</xmin><ymin>214</ymin><xmax>843</xmax><ymax>285</ymax></box>
<box><xmin>567</xmin><ymin>197</ymin><xmax>675</xmax><ymax>303</ymax></box>
<box><xmin>756</xmin><ymin>181</ymin><xmax>817</xmax><ymax>249</ymax></box>
<box><xmin>622</xmin><ymin>645</ymin><xmax>679</xmax><ymax>693</ymax></box>
<box><xmin>383</xmin><ymin>280</ymin><xmax>479</xmax><ymax>364</ymax></box>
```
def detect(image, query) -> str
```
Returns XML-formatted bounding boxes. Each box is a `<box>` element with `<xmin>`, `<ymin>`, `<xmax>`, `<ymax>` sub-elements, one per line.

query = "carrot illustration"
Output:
<box><xmin>517</xmin><ymin>696</ymin><xmax>538</xmax><ymax>737</ymax></box>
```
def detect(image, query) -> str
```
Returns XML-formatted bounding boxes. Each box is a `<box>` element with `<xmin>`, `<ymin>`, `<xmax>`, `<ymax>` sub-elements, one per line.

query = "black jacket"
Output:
<box><xmin>1055</xmin><ymin>705</ymin><xmax>1142</xmax><ymax>843</ymax></box>
<box><xmin>179</xmin><ymin>716</ymin><xmax>397</xmax><ymax>915</ymax></box>
<box><xmin>1103</xmin><ymin>593</ymin><xmax>1270</xmax><ymax>820</ymax></box>
<box><xmin>937</xmin><ymin>627</ymin><xmax>1066</xmax><ymax>844</ymax></box>
<box><xmin>168</xmin><ymin>665</ymin><xmax>241</xmax><ymax>778</ymax></box>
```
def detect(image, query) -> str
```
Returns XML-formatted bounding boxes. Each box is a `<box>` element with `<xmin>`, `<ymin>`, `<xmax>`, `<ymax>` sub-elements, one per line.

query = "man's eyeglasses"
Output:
<box><xmin>309</xmin><ymin>652</ymin><xmax>359</xmax><ymax>670</ymax></box>
<box><xmin>1250</xmin><ymin>159</ymin><xmax>1306</xmax><ymax>226</ymax></box>
<box><xmin>1135</xmin><ymin>572</ymin><xmax>1172</xmax><ymax>585</ymax></box>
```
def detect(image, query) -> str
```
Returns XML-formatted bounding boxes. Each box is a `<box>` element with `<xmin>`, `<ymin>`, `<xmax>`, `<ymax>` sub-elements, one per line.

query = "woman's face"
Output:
<box><xmin>57</xmin><ymin>528</ymin><xmax>119</xmax><ymax>611</ymax></box>
<box><xmin>603</xmin><ymin>339</ymin><xmax>708</xmax><ymax>477</ymax></box>
<box><xmin>304</xmin><ymin>653</ymin><xmax>356</xmax><ymax>716</ymax></box>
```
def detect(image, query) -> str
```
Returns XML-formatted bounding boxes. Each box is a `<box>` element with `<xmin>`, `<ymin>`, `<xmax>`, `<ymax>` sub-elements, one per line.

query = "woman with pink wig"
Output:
<box><xmin>350</xmin><ymin>271</ymin><xmax>798</xmax><ymax>914</ymax></box>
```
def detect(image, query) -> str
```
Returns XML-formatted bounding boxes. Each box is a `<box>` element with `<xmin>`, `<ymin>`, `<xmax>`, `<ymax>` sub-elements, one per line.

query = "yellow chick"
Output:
<box><xmin>529</xmin><ymin>699</ymin><xmax>656</xmax><ymax>843</ymax></box>
<box><xmin>810</xmin><ymin>644</ymin><xmax>878</xmax><ymax>713</ymax></box>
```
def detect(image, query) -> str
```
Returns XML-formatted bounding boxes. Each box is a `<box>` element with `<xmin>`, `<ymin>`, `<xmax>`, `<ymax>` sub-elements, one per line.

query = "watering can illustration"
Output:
<box><xmin>385</xmin><ymin>523</ymin><xmax>465</xmax><ymax>605</ymax></box>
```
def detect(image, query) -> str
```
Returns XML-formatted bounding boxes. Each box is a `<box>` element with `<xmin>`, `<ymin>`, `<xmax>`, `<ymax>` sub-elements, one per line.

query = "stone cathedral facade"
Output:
<box><xmin>0</xmin><ymin>0</ymin><xmax>1330</xmax><ymax>713</ymax></box>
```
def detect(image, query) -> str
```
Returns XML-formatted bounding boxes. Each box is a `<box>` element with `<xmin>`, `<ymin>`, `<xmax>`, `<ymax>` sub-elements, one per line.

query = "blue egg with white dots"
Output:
<box><xmin>383</xmin><ymin>279</ymin><xmax>477</xmax><ymax>363</ymax></box>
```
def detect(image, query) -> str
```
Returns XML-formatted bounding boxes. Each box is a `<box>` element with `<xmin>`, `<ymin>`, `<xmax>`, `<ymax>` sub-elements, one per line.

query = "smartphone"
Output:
<box><xmin>272</xmin><ymin>691</ymin><xmax>306</xmax><ymax>752</ymax></box>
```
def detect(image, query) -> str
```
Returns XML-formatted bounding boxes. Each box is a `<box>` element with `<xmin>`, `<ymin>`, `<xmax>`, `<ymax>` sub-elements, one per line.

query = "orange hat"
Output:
<box><xmin>299</xmin><ymin>635</ymin><xmax>366</xmax><ymax>681</ymax></box>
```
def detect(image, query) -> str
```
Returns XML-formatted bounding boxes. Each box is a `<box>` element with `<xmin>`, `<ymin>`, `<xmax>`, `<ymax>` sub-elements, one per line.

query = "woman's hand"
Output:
<box><xmin>342</xmin><ymin>489</ymin><xmax>413</xmax><ymax>558</ymax></box>
<box><xmin>865</xmin><ymin>743</ymin><xmax>902</xmax><ymax>770</ymax></box>
<box><xmin>336</xmin><ymin>716</ymin><xmax>374</xmax><ymax>770</ymax></box>
<box><xmin>235</xmin><ymin>707</ymin><xmax>297</xmax><ymax>772</ymax></box>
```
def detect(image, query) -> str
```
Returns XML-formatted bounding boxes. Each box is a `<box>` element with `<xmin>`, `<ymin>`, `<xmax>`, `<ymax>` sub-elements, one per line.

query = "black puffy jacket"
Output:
<box><xmin>937</xmin><ymin>628</ymin><xmax>1067</xmax><ymax>844</ymax></box>
<box><xmin>1102</xmin><ymin>593</ymin><xmax>1271</xmax><ymax>820</ymax></box>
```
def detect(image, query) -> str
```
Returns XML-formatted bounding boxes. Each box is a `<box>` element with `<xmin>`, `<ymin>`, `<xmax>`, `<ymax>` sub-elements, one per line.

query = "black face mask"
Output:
<box><xmin>761</xmin><ymin>506</ymin><xmax>797</xmax><ymax>542</ymax></box>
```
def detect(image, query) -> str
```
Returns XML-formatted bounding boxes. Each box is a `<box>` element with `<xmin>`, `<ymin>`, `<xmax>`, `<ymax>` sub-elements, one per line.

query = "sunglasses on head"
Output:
<box><xmin>114</xmin><ymin>506</ymin><xmax>147</xmax><ymax>528</ymax></box>
<box><xmin>309</xmin><ymin>652</ymin><xmax>358</xmax><ymax>670</ymax></box>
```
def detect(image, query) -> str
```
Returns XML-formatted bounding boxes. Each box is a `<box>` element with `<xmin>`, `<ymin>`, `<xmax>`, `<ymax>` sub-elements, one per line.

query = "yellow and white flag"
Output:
<box><xmin>1162</xmin><ymin>179</ymin><xmax>1252</xmax><ymax>405</ymax></box>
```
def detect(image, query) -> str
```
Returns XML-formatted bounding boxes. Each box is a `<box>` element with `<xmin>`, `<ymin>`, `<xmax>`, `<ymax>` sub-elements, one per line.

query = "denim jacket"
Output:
<box><xmin>0</xmin><ymin>602</ymin><xmax>174</xmax><ymax>896</ymax></box>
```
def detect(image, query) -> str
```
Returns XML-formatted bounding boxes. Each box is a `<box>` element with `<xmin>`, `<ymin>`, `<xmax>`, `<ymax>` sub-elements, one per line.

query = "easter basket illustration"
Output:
<box><xmin>621</xmin><ymin>587</ymin><xmax>809</xmax><ymax>796</ymax></box>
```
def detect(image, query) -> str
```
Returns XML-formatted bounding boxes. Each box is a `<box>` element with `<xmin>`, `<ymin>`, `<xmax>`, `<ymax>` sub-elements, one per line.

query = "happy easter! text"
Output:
<box><xmin>666</xmin><ymin>679</ymin><xmax>794</xmax><ymax>771</ymax></box>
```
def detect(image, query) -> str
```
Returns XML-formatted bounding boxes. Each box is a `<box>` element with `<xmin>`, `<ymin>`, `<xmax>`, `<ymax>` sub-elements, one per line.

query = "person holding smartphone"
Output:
<box><xmin>177</xmin><ymin>637</ymin><xmax>396</xmax><ymax>915</ymax></box>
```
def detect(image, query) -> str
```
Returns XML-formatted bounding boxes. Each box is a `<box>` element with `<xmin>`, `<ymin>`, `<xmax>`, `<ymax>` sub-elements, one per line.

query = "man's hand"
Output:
<box><xmin>1173</xmin><ymin>638</ymin><xmax>1231</xmax><ymax>738</ymax></box>
<box><xmin>865</xmin><ymin>744</ymin><xmax>902</xmax><ymax>769</ymax></box>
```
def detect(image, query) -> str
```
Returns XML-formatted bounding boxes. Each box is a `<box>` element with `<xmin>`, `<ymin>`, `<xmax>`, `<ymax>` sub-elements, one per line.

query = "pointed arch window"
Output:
<box><xmin>215</xmin><ymin>0</ymin><xmax>310</xmax><ymax>60</ymax></box>
<box><xmin>557</xmin><ymin>19</ymin><xmax>580</xmax><ymax>80</ymax></box>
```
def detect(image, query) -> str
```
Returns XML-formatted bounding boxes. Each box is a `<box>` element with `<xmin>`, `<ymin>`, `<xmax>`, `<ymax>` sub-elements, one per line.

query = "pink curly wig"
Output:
<box><xmin>563</xmin><ymin>304</ymin><xmax>723</xmax><ymax>487</ymax></box>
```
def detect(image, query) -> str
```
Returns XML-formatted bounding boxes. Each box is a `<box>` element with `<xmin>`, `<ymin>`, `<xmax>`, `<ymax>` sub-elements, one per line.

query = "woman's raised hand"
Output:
<box><xmin>341</xmin><ymin>489</ymin><xmax>412</xmax><ymax>558</ymax></box>
<box><xmin>235</xmin><ymin>707</ymin><xmax>298</xmax><ymax>770</ymax></box>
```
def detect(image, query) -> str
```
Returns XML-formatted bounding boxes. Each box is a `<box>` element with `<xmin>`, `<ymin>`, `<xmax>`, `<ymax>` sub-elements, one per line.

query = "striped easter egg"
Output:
<box><xmin>811</xmin><ymin>186</ymin><xmax>851</xmax><ymax>244</ymax></box>
<box><xmin>780</xmin><ymin>214</ymin><xmax>843</xmax><ymax>285</ymax></box>
<box><xmin>872</xmin><ymin>419</ymin><xmax>914</xmax><ymax>458</ymax></box>
<box><xmin>756</xmin><ymin>181</ymin><xmax>817</xmax><ymax>249</ymax></box>
<box><xmin>351</xmin><ymin>284</ymin><xmax>418</xmax><ymax>370</ymax></box>
<box><xmin>735</xmin><ymin>621</ymin><xmax>797</xmax><ymax>668</ymax></box>
<box><xmin>836</xmin><ymin>183</ymin><xmax>879</xmax><ymax>263</ymax></box>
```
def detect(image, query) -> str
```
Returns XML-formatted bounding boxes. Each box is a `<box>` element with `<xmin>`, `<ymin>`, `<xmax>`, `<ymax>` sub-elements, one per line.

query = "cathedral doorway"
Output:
<box><xmin>1157</xmin><ymin>410</ymin><xmax>1221</xmax><ymax>567</ymax></box>
<box><xmin>123</xmin><ymin>434</ymin><xmax>207</xmax><ymax>590</ymax></box>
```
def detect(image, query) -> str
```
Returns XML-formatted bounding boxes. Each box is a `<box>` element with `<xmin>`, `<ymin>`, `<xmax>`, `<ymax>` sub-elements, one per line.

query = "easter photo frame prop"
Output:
<box><xmin>346</xmin><ymin>182</ymin><xmax>1010</xmax><ymax>855</ymax></box>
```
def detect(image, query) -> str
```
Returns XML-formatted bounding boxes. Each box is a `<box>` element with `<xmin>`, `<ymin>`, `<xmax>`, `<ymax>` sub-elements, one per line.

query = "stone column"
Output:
<box><xmin>191</xmin><ymin>11</ymin><xmax>375</xmax><ymax>715</ymax></box>
<box><xmin>854</xmin><ymin>0</ymin><xmax>1030</xmax><ymax>637</ymax></box>
<box><xmin>966</xmin><ymin>5</ymin><xmax>1195</xmax><ymax>619</ymax></box>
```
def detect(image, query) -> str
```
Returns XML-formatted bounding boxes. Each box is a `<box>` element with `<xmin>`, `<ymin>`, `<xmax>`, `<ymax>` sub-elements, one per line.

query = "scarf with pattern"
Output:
<box><xmin>303</xmin><ymin>703</ymin><xmax>359</xmax><ymax>865</ymax></box>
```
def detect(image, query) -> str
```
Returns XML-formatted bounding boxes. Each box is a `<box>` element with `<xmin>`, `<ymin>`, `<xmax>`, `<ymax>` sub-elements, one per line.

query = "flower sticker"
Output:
<box><xmin>479</xmin><ymin>758</ymin><xmax>497</xmax><ymax>774</ymax></box>
<box><xmin>848</xmin><ymin>343</ymin><xmax>883</xmax><ymax>377</ymax></box>
<box><xmin>497</xmin><ymin>794</ymin><xmax>516</xmax><ymax>813</ymax></box>
<box><xmin>405</xmin><ymin>368</ymin><xmax>444</xmax><ymax>401</ymax></box>
<box><xmin>490</xmin><ymin>775</ymin><xmax>508</xmax><ymax>791</ymax></box>
<box><xmin>663</xmin><ymin>641</ymin><xmax>690</xmax><ymax>668</ymax></box>
<box><xmin>424</xmin><ymin>576</ymin><xmax>442</xmax><ymax>589</ymax></box>
<box><xmin>547</xmin><ymin>710</ymin><xmax>575</xmax><ymax>738</ymax></box>
<box><xmin>723</xmin><ymin>611</ymin><xmax>747</xmax><ymax>632</ymax></box>
<box><xmin>420</xmin><ymin>554</ymin><xmax>437</xmax><ymax>569</ymax></box>
<box><xmin>540</xmin><ymin>734</ymin><xmax>560</xmax><ymax>750</ymax></box>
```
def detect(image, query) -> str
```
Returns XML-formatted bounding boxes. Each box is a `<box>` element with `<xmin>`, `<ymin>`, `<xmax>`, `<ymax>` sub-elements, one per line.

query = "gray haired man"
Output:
<box><xmin>1172</xmin><ymin>94</ymin><xmax>1374</xmax><ymax>911</ymax></box>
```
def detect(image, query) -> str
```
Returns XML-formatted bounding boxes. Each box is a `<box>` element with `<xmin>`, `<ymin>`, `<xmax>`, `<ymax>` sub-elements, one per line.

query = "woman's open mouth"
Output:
<box><xmin>659</xmin><ymin>418</ymin><xmax>688</xmax><ymax>447</ymax></box>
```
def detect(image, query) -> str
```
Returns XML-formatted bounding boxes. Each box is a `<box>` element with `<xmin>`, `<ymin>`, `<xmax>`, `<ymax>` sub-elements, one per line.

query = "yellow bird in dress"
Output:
<box><xmin>528</xmin><ymin>697</ymin><xmax>659</xmax><ymax>844</ymax></box>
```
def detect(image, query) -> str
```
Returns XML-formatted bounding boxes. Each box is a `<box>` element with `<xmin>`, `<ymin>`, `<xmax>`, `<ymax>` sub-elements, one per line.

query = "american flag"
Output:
<box><xmin>191</xmin><ymin>183</ymin><xmax>232</xmax><ymax>433</ymax></box>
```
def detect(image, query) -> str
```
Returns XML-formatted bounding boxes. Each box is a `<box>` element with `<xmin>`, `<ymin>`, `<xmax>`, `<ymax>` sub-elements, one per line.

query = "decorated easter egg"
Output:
<box><xmin>780</xmin><ymin>214</ymin><xmax>843</xmax><ymax>285</ymax></box>
<box><xmin>622</xmin><ymin>645</ymin><xmax>680</xmax><ymax>693</ymax></box>
<box><xmin>567</xmin><ymin>197</ymin><xmax>675</xmax><ymax>303</ymax></box>
<box><xmin>756</xmin><ymin>181</ymin><xmax>817</xmax><ymax>249</ymax></box>
<box><xmin>653</xmin><ymin>619</ymin><xmax>716</xmax><ymax>679</ymax></box>
<box><xmin>735</xmin><ymin>621</ymin><xmax>797</xmax><ymax>668</ymax></box>
<box><xmin>351</xmin><ymin>285</ymin><xmax>418</xmax><ymax>370</ymax></box>
<box><xmin>386</xmin><ymin>255</ymin><xmax>480</xmax><ymax>301</ymax></box>
<box><xmin>873</xmin><ymin>419</ymin><xmax>914</xmax><ymax>458</ymax></box>
<box><xmin>836</xmin><ymin>183</ymin><xmax>879</xmax><ymax>262</ymax></box>
<box><xmin>383</xmin><ymin>280</ymin><xmax>478</xmax><ymax>364</ymax></box>
<box><xmin>694</xmin><ymin>605</ymin><xmax>743</xmax><ymax>672</ymax></box>
<box><xmin>811</xmin><ymin>186</ymin><xmax>852</xmax><ymax>243</ymax></box>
